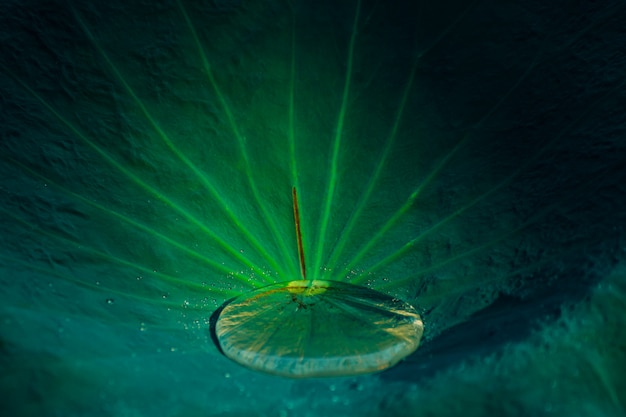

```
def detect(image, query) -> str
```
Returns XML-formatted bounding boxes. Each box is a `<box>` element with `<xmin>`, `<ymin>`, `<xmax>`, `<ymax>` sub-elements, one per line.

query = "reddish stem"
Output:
<box><xmin>292</xmin><ymin>187</ymin><xmax>306</xmax><ymax>280</ymax></box>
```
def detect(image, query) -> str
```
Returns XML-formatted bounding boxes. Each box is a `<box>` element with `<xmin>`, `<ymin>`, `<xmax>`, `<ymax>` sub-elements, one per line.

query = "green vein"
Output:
<box><xmin>0</xmin><ymin>254</ymin><xmax>208</xmax><ymax>308</ymax></box>
<box><xmin>175</xmin><ymin>0</ymin><xmax>294</xmax><ymax>281</ymax></box>
<box><xmin>7</xmin><ymin>156</ymin><xmax>257</xmax><ymax>286</ymax></box>
<box><xmin>0</xmin><ymin>206</ymin><xmax>241</xmax><ymax>295</ymax></box>
<box><xmin>370</xmin><ymin>68</ymin><xmax>626</xmax><ymax>287</ymax></box>
<box><xmin>342</xmin><ymin>45</ymin><xmax>543</xmax><ymax>275</ymax></box>
<box><xmin>325</xmin><ymin>0</ymin><xmax>481</xmax><ymax>279</ymax></box>
<box><xmin>338</xmin><ymin>0</ymin><xmax>620</xmax><ymax>278</ymax></box>
<box><xmin>324</xmin><ymin>51</ymin><xmax>418</xmax><ymax>277</ymax></box>
<box><xmin>313</xmin><ymin>0</ymin><xmax>362</xmax><ymax>278</ymax></box>
<box><xmin>1</xmin><ymin>62</ymin><xmax>266</xmax><ymax>283</ymax></box>
<box><xmin>69</xmin><ymin>6</ymin><xmax>281</xmax><ymax>282</ymax></box>
<box><xmin>288</xmin><ymin>4</ymin><xmax>302</xmax><ymax>277</ymax></box>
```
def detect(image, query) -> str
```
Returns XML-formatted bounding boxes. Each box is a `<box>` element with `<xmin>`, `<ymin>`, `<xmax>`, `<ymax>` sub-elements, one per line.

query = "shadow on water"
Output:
<box><xmin>381</xmin><ymin>246</ymin><xmax>618</xmax><ymax>383</ymax></box>
<box><xmin>208</xmin><ymin>297</ymin><xmax>237</xmax><ymax>356</ymax></box>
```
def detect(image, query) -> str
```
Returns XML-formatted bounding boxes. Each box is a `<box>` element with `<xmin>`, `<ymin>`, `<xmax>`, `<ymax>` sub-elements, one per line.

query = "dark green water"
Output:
<box><xmin>1</xmin><ymin>0</ymin><xmax>625</xmax><ymax>416</ymax></box>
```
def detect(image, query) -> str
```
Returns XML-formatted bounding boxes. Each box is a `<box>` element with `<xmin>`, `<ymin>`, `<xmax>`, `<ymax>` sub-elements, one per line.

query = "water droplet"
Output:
<box><xmin>106</xmin><ymin>298</ymin><xmax>114</xmax><ymax>305</ymax></box>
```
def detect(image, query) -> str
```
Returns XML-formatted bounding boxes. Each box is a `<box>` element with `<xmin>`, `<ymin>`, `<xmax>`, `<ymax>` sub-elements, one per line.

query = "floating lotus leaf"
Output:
<box><xmin>216</xmin><ymin>279</ymin><xmax>423</xmax><ymax>378</ymax></box>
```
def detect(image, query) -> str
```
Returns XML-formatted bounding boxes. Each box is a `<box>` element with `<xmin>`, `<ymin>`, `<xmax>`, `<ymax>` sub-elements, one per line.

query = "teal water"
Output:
<box><xmin>1</xmin><ymin>0</ymin><xmax>626</xmax><ymax>416</ymax></box>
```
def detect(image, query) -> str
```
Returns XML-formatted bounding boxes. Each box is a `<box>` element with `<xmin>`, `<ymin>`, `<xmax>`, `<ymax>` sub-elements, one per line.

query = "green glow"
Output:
<box><xmin>313</xmin><ymin>0</ymin><xmax>361</xmax><ymax>278</ymax></box>
<box><xmin>344</xmin><ymin>41</ymin><xmax>548</xmax><ymax>279</ymax></box>
<box><xmin>406</xmin><ymin>148</ymin><xmax>618</xmax><ymax>286</ymax></box>
<box><xmin>288</xmin><ymin>6</ymin><xmax>299</xmax><ymax>191</ymax></box>
<box><xmin>71</xmin><ymin>7</ymin><xmax>283</xmax><ymax>283</ymax></box>
<box><xmin>1</xmin><ymin>0</ymin><xmax>618</xmax><ymax>299</ymax></box>
<box><xmin>0</xmin><ymin>254</ymin><xmax>203</xmax><ymax>309</ymax></box>
<box><xmin>1</xmin><ymin>64</ymin><xmax>272</xmax><ymax>286</ymax></box>
<box><xmin>8</xmin><ymin>157</ymin><xmax>252</xmax><ymax>284</ymax></box>
<box><xmin>0</xmin><ymin>207</ymin><xmax>238</xmax><ymax>299</ymax></box>
<box><xmin>357</xmin><ymin>55</ymin><xmax>626</xmax><ymax>283</ymax></box>
<box><xmin>324</xmin><ymin>42</ymin><xmax>419</xmax><ymax>278</ymax></box>
<box><xmin>288</xmin><ymin>7</ymin><xmax>305</xmax><ymax>274</ymax></box>
<box><xmin>327</xmin><ymin>1</ymin><xmax>478</xmax><ymax>271</ymax></box>
<box><xmin>354</xmin><ymin>155</ymin><xmax>534</xmax><ymax>282</ymax></box>
<box><xmin>175</xmin><ymin>0</ymin><xmax>298</xmax><ymax>279</ymax></box>
<box><xmin>0</xmin><ymin>0</ymin><xmax>588</xmax><ymax>300</ymax></box>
